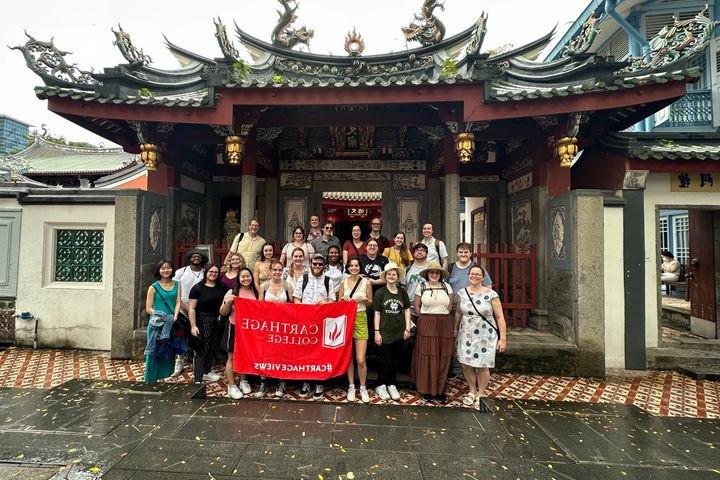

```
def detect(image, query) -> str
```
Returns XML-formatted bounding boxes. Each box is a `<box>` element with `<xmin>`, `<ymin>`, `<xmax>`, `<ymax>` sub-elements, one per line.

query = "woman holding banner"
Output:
<box><xmin>339</xmin><ymin>257</ymin><xmax>373</xmax><ymax>403</ymax></box>
<box><xmin>372</xmin><ymin>262</ymin><xmax>412</xmax><ymax>402</ymax></box>
<box><xmin>261</xmin><ymin>259</ymin><xmax>293</xmax><ymax>398</ymax></box>
<box><xmin>219</xmin><ymin>267</ymin><xmax>260</xmax><ymax>399</ymax></box>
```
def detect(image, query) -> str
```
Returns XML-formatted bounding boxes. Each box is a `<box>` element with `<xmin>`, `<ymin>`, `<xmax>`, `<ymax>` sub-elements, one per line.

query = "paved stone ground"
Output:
<box><xmin>0</xmin><ymin>379</ymin><xmax>719</xmax><ymax>479</ymax></box>
<box><xmin>1</xmin><ymin>348</ymin><xmax>719</xmax><ymax>418</ymax></box>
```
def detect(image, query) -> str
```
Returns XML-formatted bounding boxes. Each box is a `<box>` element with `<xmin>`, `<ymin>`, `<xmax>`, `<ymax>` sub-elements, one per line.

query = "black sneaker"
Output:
<box><xmin>313</xmin><ymin>384</ymin><xmax>324</xmax><ymax>400</ymax></box>
<box><xmin>300</xmin><ymin>382</ymin><xmax>311</xmax><ymax>397</ymax></box>
<box><xmin>434</xmin><ymin>393</ymin><xmax>448</xmax><ymax>404</ymax></box>
<box><xmin>421</xmin><ymin>393</ymin><xmax>433</xmax><ymax>403</ymax></box>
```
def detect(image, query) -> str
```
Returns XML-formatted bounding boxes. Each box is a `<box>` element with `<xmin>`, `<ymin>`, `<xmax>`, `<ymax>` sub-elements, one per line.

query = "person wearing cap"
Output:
<box><xmin>171</xmin><ymin>249</ymin><xmax>208</xmax><ymax>377</ymax></box>
<box><xmin>411</xmin><ymin>261</ymin><xmax>454</xmax><ymax>403</ymax></box>
<box><xmin>294</xmin><ymin>252</ymin><xmax>336</xmax><ymax>400</ymax></box>
<box><xmin>372</xmin><ymin>262</ymin><xmax>412</xmax><ymax>402</ymax></box>
<box><xmin>405</xmin><ymin>243</ymin><xmax>429</xmax><ymax>312</ymax></box>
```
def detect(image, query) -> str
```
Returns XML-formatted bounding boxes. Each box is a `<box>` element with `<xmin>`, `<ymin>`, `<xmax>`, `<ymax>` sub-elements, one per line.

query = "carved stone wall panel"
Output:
<box><xmin>280</xmin><ymin>173</ymin><xmax>312</xmax><ymax>189</ymax></box>
<box><xmin>510</xmin><ymin>200</ymin><xmax>532</xmax><ymax>252</ymax></box>
<box><xmin>280</xmin><ymin>159</ymin><xmax>425</xmax><ymax>171</ymax></box>
<box><xmin>392</xmin><ymin>174</ymin><xmax>426</xmax><ymax>190</ymax></box>
<box><xmin>397</xmin><ymin>197</ymin><xmax>421</xmax><ymax>245</ymax></box>
<box><xmin>547</xmin><ymin>195</ymin><xmax>572</xmax><ymax>270</ymax></box>
<box><xmin>284</xmin><ymin>197</ymin><xmax>307</xmax><ymax>242</ymax></box>
<box><xmin>314</xmin><ymin>172</ymin><xmax>390</xmax><ymax>182</ymax></box>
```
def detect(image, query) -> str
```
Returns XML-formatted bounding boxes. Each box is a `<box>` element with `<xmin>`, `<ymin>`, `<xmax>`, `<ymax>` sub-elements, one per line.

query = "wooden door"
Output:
<box><xmin>688</xmin><ymin>210</ymin><xmax>717</xmax><ymax>338</ymax></box>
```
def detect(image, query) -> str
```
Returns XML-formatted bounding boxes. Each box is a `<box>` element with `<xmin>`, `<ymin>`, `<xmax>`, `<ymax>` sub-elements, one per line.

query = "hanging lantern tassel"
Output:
<box><xmin>225</xmin><ymin>135</ymin><xmax>245</xmax><ymax>165</ymax></box>
<box><xmin>455</xmin><ymin>132</ymin><xmax>475</xmax><ymax>164</ymax></box>
<box><xmin>140</xmin><ymin>143</ymin><xmax>161</xmax><ymax>171</ymax></box>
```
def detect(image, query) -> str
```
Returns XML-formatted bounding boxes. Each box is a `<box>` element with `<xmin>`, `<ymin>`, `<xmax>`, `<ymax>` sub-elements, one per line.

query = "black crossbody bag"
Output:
<box><xmin>464</xmin><ymin>288</ymin><xmax>498</xmax><ymax>335</ymax></box>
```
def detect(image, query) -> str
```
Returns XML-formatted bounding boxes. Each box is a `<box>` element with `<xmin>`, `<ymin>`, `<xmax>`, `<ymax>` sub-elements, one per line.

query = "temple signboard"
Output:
<box><xmin>671</xmin><ymin>173</ymin><xmax>719</xmax><ymax>192</ymax></box>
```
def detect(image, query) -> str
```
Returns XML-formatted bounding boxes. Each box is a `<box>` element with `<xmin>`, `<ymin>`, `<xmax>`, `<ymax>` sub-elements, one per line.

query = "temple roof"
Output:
<box><xmin>5</xmin><ymin>135</ymin><xmax>141</xmax><ymax>175</ymax></box>
<box><xmin>11</xmin><ymin>2</ymin><xmax>719</xmax><ymax>112</ymax></box>
<box><xmin>598</xmin><ymin>132</ymin><xmax>720</xmax><ymax>161</ymax></box>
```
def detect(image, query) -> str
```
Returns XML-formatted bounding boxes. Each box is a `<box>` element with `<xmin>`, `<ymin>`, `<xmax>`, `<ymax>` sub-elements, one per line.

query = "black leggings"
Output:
<box><xmin>378</xmin><ymin>340</ymin><xmax>404</xmax><ymax>386</ymax></box>
<box><xmin>193</xmin><ymin>313</ymin><xmax>222</xmax><ymax>383</ymax></box>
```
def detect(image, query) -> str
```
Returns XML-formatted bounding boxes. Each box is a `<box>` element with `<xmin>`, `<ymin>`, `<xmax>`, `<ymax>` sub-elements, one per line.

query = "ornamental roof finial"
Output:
<box><xmin>111</xmin><ymin>24</ymin><xmax>152</xmax><ymax>67</ymax></box>
<box><xmin>272</xmin><ymin>0</ymin><xmax>314</xmax><ymax>50</ymax></box>
<box><xmin>402</xmin><ymin>0</ymin><xmax>446</xmax><ymax>46</ymax></box>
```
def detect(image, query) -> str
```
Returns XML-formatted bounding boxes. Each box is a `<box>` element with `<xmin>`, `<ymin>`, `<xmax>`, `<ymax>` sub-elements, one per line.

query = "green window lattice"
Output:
<box><xmin>54</xmin><ymin>229</ymin><xmax>104</xmax><ymax>282</ymax></box>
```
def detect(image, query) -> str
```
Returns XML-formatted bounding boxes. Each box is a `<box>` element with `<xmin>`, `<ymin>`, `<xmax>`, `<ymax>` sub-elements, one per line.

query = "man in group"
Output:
<box><xmin>420</xmin><ymin>222</ymin><xmax>449</xmax><ymax>270</ymax></box>
<box><xmin>404</xmin><ymin>243</ymin><xmax>429</xmax><ymax>320</ymax></box>
<box><xmin>294</xmin><ymin>253</ymin><xmax>336</xmax><ymax>400</ymax></box>
<box><xmin>226</xmin><ymin>218</ymin><xmax>265</xmax><ymax>270</ymax></box>
<box><xmin>306</xmin><ymin>214</ymin><xmax>323</xmax><ymax>243</ymax></box>
<box><xmin>311</xmin><ymin>221</ymin><xmax>341</xmax><ymax>258</ymax></box>
<box><xmin>359</xmin><ymin>238</ymin><xmax>389</xmax><ymax>344</ymax></box>
<box><xmin>366</xmin><ymin>217</ymin><xmax>390</xmax><ymax>249</ymax></box>
<box><xmin>447</xmin><ymin>242</ymin><xmax>493</xmax><ymax>293</ymax></box>
<box><xmin>171</xmin><ymin>249</ymin><xmax>208</xmax><ymax>377</ymax></box>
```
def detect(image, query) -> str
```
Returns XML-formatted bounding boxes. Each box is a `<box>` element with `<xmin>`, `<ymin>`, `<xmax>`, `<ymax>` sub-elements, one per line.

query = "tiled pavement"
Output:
<box><xmin>1</xmin><ymin>347</ymin><xmax>719</xmax><ymax>418</ymax></box>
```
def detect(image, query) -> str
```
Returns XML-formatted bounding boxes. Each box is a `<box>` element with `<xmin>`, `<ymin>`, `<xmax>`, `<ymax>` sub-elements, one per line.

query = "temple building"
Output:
<box><xmin>2</xmin><ymin>0</ymin><xmax>719</xmax><ymax>375</ymax></box>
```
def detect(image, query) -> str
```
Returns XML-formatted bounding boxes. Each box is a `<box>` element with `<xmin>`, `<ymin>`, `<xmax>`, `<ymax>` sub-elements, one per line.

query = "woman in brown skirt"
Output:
<box><xmin>411</xmin><ymin>261</ymin><xmax>454</xmax><ymax>403</ymax></box>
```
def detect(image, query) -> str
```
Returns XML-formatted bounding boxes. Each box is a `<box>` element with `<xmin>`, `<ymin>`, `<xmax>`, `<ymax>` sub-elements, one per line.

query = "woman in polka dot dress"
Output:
<box><xmin>453</xmin><ymin>265</ymin><xmax>507</xmax><ymax>409</ymax></box>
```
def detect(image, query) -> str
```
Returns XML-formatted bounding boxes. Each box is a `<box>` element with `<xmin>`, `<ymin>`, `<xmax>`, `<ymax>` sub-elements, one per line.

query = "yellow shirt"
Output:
<box><xmin>230</xmin><ymin>232</ymin><xmax>265</xmax><ymax>270</ymax></box>
<box><xmin>382</xmin><ymin>247</ymin><xmax>412</xmax><ymax>268</ymax></box>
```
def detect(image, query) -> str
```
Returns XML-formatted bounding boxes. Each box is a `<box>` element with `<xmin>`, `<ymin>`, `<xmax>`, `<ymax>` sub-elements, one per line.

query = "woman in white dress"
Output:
<box><xmin>282</xmin><ymin>247</ymin><xmax>308</xmax><ymax>293</ymax></box>
<box><xmin>453</xmin><ymin>265</ymin><xmax>507</xmax><ymax>409</ymax></box>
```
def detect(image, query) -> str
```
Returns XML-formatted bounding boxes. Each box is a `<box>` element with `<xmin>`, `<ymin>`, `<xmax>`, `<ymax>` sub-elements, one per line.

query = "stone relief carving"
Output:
<box><xmin>397</xmin><ymin>197</ymin><xmax>420</xmax><ymax>245</ymax></box>
<box><xmin>280</xmin><ymin>173</ymin><xmax>312</xmax><ymax>189</ymax></box>
<box><xmin>147</xmin><ymin>207</ymin><xmax>162</xmax><ymax>255</ymax></box>
<box><xmin>511</xmin><ymin>201</ymin><xmax>532</xmax><ymax>252</ymax></box>
<box><xmin>281</xmin><ymin>159</ymin><xmax>424</xmax><ymax>171</ymax></box>
<box><xmin>392</xmin><ymin>174</ymin><xmax>426</xmax><ymax>190</ymax></box>
<box><xmin>551</xmin><ymin>206</ymin><xmax>567</xmax><ymax>260</ymax></box>
<box><xmin>313</xmin><ymin>172</ymin><xmax>390</xmax><ymax>182</ymax></box>
<box><xmin>622</xmin><ymin>170</ymin><xmax>649</xmax><ymax>190</ymax></box>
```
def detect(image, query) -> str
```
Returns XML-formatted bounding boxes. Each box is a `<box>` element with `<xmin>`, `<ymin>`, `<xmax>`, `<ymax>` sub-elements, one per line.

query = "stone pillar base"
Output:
<box><xmin>132</xmin><ymin>328</ymin><xmax>147</xmax><ymax>361</ymax></box>
<box><xmin>528</xmin><ymin>309</ymin><xmax>549</xmax><ymax>331</ymax></box>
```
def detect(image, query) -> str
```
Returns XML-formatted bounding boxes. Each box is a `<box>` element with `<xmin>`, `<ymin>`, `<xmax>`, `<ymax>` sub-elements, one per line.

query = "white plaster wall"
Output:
<box><xmin>15</xmin><ymin>204</ymin><xmax>115</xmax><ymax>350</ymax></box>
<box><xmin>604</xmin><ymin>206</ymin><xmax>625</xmax><ymax>368</ymax></box>
<box><xmin>0</xmin><ymin>198</ymin><xmax>21</xmax><ymax>209</ymax></box>
<box><xmin>643</xmin><ymin>173</ymin><xmax>720</xmax><ymax>347</ymax></box>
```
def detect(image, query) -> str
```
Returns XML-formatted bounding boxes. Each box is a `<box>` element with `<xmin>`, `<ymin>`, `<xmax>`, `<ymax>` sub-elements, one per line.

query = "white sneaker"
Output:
<box><xmin>388</xmin><ymin>385</ymin><xmax>401</xmax><ymax>401</ymax></box>
<box><xmin>239</xmin><ymin>380</ymin><xmax>252</xmax><ymax>395</ymax></box>
<box><xmin>227</xmin><ymin>385</ymin><xmax>243</xmax><ymax>399</ymax></box>
<box><xmin>256</xmin><ymin>381</ymin><xmax>267</xmax><ymax>398</ymax></box>
<box><xmin>359</xmin><ymin>386</ymin><xmax>370</xmax><ymax>404</ymax></box>
<box><xmin>202</xmin><ymin>372</ymin><xmax>221</xmax><ymax>382</ymax></box>
<box><xmin>274</xmin><ymin>382</ymin><xmax>287</xmax><ymax>398</ymax></box>
<box><xmin>171</xmin><ymin>357</ymin><xmax>185</xmax><ymax>377</ymax></box>
<box><xmin>347</xmin><ymin>385</ymin><xmax>356</xmax><ymax>402</ymax></box>
<box><xmin>376</xmin><ymin>384</ymin><xmax>390</xmax><ymax>401</ymax></box>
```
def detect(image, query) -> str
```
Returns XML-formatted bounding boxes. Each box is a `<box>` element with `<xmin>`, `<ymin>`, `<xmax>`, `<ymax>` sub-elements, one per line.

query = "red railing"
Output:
<box><xmin>472</xmin><ymin>244</ymin><xmax>537</xmax><ymax>327</ymax></box>
<box><xmin>173</xmin><ymin>240</ymin><xmax>230</xmax><ymax>268</ymax></box>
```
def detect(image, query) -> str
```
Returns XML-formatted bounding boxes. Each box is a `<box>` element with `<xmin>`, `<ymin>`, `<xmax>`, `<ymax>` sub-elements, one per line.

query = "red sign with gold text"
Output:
<box><xmin>233</xmin><ymin>298</ymin><xmax>357</xmax><ymax>380</ymax></box>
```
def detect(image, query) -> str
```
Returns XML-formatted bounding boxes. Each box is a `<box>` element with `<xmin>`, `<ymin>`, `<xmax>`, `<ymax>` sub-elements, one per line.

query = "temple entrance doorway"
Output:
<box><xmin>322</xmin><ymin>192</ymin><xmax>382</xmax><ymax>245</ymax></box>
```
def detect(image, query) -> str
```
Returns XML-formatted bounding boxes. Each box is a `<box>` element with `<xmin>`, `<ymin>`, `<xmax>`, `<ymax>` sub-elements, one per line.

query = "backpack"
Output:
<box><xmin>301</xmin><ymin>273</ymin><xmax>331</xmax><ymax>297</ymax></box>
<box><xmin>419</xmin><ymin>281</ymin><xmax>450</xmax><ymax>297</ymax></box>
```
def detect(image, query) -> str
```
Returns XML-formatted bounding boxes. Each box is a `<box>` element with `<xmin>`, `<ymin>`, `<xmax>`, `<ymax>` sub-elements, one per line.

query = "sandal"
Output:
<box><xmin>462</xmin><ymin>392</ymin><xmax>476</xmax><ymax>406</ymax></box>
<box><xmin>474</xmin><ymin>396</ymin><xmax>482</xmax><ymax>411</ymax></box>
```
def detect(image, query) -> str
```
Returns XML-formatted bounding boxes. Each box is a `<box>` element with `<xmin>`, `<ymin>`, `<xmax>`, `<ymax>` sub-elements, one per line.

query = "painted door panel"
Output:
<box><xmin>0</xmin><ymin>212</ymin><xmax>21</xmax><ymax>298</ymax></box>
<box><xmin>688</xmin><ymin>209</ymin><xmax>717</xmax><ymax>338</ymax></box>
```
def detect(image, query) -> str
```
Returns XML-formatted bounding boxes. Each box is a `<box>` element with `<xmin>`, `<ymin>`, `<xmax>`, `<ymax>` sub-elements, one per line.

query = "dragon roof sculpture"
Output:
<box><xmin>271</xmin><ymin>0</ymin><xmax>314</xmax><ymax>50</ymax></box>
<box><xmin>402</xmin><ymin>0</ymin><xmax>446</xmax><ymax>46</ymax></box>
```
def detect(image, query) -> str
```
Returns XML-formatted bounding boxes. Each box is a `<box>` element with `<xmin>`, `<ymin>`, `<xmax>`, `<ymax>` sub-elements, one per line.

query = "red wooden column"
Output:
<box><xmin>545</xmin><ymin>154</ymin><xmax>571</xmax><ymax>198</ymax></box>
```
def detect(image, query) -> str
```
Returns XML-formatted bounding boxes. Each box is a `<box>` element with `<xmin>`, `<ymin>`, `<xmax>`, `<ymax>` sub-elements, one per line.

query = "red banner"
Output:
<box><xmin>233</xmin><ymin>298</ymin><xmax>357</xmax><ymax>380</ymax></box>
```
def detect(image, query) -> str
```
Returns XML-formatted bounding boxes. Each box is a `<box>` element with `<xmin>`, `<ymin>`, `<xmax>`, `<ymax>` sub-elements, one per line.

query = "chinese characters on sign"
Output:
<box><xmin>670</xmin><ymin>172</ymin><xmax>720</xmax><ymax>193</ymax></box>
<box><xmin>346</xmin><ymin>208</ymin><xmax>368</xmax><ymax>217</ymax></box>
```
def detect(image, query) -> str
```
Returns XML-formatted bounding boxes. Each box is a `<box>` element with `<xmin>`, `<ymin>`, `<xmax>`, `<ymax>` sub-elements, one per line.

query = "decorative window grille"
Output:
<box><xmin>672</xmin><ymin>215</ymin><xmax>689</xmax><ymax>266</ymax></box>
<box><xmin>54</xmin><ymin>229</ymin><xmax>104</xmax><ymax>282</ymax></box>
<box><xmin>659</xmin><ymin>217</ymin><xmax>669</xmax><ymax>251</ymax></box>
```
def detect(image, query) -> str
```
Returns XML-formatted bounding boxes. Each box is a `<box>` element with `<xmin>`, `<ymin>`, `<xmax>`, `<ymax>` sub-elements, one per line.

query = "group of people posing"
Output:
<box><xmin>144</xmin><ymin>215</ymin><xmax>507</xmax><ymax>409</ymax></box>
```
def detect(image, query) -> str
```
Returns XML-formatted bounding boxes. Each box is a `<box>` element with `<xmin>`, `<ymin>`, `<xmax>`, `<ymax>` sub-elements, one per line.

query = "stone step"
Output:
<box><xmin>660</xmin><ymin>336</ymin><xmax>720</xmax><ymax>352</ymax></box>
<box><xmin>647</xmin><ymin>347</ymin><xmax>720</xmax><ymax>370</ymax></box>
<box><xmin>676</xmin><ymin>365</ymin><xmax>720</xmax><ymax>381</ymax></box>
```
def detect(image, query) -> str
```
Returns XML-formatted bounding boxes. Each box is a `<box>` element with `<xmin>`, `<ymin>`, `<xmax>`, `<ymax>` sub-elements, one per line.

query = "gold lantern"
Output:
<box><xmin>140</xmin><ymin>143</ymin><xmax>161</xmax><ymax>171</ymax></box>
<box><xmin>553</xmin><ymin>136</ymin><xmax>578</xmax><ymax>168</ymax></box>
<box><xmin>225</xmin><ymin>135</ymin><xmax>245</xmax><ymax>165</ymax></box>
<box><xmin>455</xmin><ymin>132</ymin><xmax>476</xmax><ymax>164</ymax></box>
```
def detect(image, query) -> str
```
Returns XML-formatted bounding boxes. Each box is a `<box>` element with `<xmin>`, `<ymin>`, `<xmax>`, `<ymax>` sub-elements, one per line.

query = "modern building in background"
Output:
<box><xmin>0</xmin><ymin>114</ymin><xmax>31</xmax><ymax>155</ymax></box>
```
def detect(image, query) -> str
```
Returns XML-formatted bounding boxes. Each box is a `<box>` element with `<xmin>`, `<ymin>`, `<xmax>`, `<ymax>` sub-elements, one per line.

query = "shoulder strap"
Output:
<box><xmin>435</xmin><ymin>238</ymin><xmax>440</xmax><ymax>249</ymax></box>
<box><xmin>324</xmin><ymin>276</ymin><xmax>331</xmax><ymax>295</ymax></box>
<box><xmin>464</xmin><ymin>288</ymin><xmax>497</xmax><ymax>334</ymax></box>
<box><xmin>443</xmin><ymin>281</ymin><xmax>449</xmax><ymax>295</ymax></box>
<box><xmin>420</xmin><ymin>282</ymin><xmax>427</xmax><ymax>296</ymax></box>
<box><xmin>448</xmin><ymin>263</ymin><xmax>454</xmax><ymax>276</ymax></box>
<box><xmin>239</xmin><ymin>232</ymin><xmax>245</xmax><ymax>243</ymax></box>
<box><xmin>301</xmin><ymin>273</ymin><xmax>309</xmax><ymax>295</ymax></box>
<box><xmin>348</xmin><ymin>277</ymin><xmax>363</xmax><ymax>299</ymax></box>
<box><xmin>153</xmin><ymin>282</ymin><xmax>175</xmax><ymax>314</ymax></box>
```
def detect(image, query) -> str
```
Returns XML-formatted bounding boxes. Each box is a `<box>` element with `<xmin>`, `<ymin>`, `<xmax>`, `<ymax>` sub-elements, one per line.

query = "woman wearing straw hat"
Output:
<box><xmin>372</xmin><ymin>262</ymin><xmax>412</xmax><ymax>402</ymax></box>
<box><xmin>411</xmin><ymin>261</ymin><xmax>454</xmax><ymax>403</ymax></box>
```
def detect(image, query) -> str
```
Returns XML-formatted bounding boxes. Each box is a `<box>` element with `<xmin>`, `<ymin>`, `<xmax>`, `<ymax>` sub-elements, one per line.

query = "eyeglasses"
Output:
<box><xmin>324</xmin><ymin>226</ymin><xmax>333</xmax><ymax>230</ymax></box>
<box><xmin>312</xmin><ymin>262</ymin><xmax>325</xmax><ymax>267</ymax></box>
